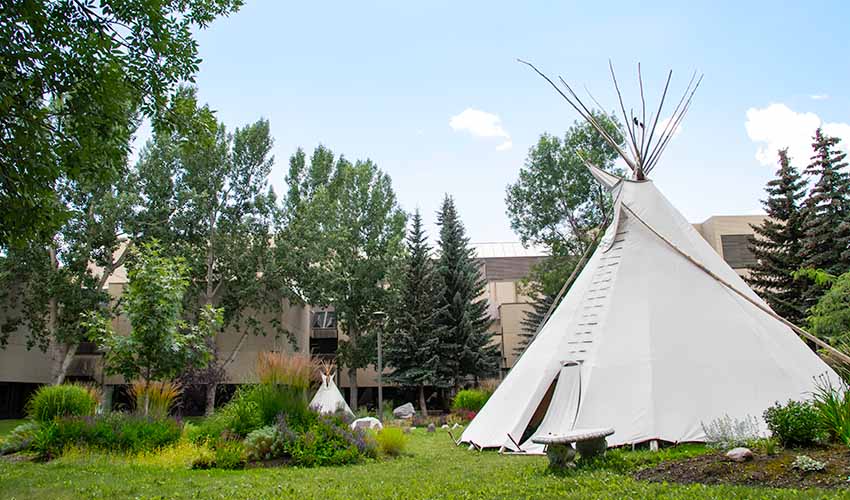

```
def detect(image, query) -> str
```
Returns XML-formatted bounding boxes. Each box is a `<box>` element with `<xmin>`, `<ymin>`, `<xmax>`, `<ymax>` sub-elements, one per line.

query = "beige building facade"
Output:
<box><xmin>0</xmin><ymin>215</ymin><xmax>766</xmax><ymax>416</ymax></box>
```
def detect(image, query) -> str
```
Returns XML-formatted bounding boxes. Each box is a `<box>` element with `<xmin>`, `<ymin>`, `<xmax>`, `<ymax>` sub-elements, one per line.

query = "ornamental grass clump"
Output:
<box><xmin>26</xmin><ymin>384</ymin><xmax>98</xmax><ymax>423</ymax></box>
<box><xmin>376</xmin><ymin>427</ymin><xmax>408</xmax><ymax>457</ymax></box>
<box><xmin>256</xmin><ymin>352</ymin><xmax>317</xmax><ymax>390</ymax></box>
<box><xmin>810</xmin><ymin>374</ymin><xmax>850</xmax><ymax>445</ymax></box>
<box><xmin>130</xmin><ymin>380</ymin><xmax>182</xmax><ymax>419</ymax></box>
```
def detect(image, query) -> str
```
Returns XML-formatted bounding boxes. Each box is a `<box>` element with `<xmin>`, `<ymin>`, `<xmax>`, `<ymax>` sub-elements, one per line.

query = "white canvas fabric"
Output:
<box><xmin>461</xmin><ymin>168</ymin><xmax>839</xmax><ymax>450</ymax></box>
<box><xmin>310</xmin><ymin>373</ymin><xmax>355</xmax><ymax>418</ymax></box>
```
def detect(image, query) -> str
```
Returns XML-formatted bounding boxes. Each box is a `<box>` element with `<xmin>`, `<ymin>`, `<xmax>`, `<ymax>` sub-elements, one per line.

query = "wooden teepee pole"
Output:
<box><xmin>621</xmin><ymin>203</ymin><xmax>850</xmax><ymax>367</ymax></box>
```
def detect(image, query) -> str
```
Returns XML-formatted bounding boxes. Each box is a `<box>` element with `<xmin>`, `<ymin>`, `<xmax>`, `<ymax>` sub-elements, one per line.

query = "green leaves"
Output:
<box><xmin>505</xmin><ymin>111</ymin><xmax>623</xmax><ymax>296</ymax></box>
<box><xmin>436</xmin><ymin>195</ymin><xmax>498</xmax><ymax>384</ymax></box>
<box><xmin>1</xmin><ymin>0</ymin><xmax>243</xmax><ymax>249</ymax></box>
<box><xmin>98</xmin><ymin>240</ymin><xmax>214</xmax><ymax>382</ymax></box>
<box><xmin>278</xmin><ymin>146</ymin><xmax>406</xmax><ymax>371</ymax></box>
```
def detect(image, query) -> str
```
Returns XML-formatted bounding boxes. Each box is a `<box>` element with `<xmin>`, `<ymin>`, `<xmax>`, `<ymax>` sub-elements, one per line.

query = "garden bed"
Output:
<box><xmin>635</xmin><ymin>445</ymin><xmax>850</xmax><ymax>490</ymax></box>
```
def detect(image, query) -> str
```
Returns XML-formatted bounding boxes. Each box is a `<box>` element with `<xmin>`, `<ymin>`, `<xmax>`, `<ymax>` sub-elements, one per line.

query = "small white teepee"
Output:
<box><xmin>461</xmin><ymin>63</ymin><xmax>842</xmax><ymax>452</ymax></box>
<box><xmin>310</xmin><ymin>370</ymin><xmax>354</xmax><ymax>419</ymax></box>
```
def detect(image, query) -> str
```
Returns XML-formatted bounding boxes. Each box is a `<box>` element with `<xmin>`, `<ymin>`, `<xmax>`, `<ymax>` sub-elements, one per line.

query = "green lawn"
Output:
<box><xmin>0</xmin><ymin>419</ymin><xmax>24</xmax><ymax>437</ymax></box>
<box><xmin>0</xmin><ymin>428</ymin><xmax>846</xmax><ymax>499</ymax></box>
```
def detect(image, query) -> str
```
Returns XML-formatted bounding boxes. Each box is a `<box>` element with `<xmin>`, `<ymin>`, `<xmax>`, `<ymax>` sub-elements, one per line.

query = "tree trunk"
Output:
<box><xmin>348</xmin><ymin>367</ymin><xmax>358</xmax><ymax>411</ymax></box>
<box><xmin>205</xmin><ymin>382</ymin><xmax>218</xmax><ymax>416</ymax></box>
<box><xmin>50</xmin><ymin>341</ymin><xmax>77</xmax><ymax>386</ymax></box>
<box><xmin>418</xmin><ymin>385</ymin><xmax>428</xmax><ymax>416</ymax></box>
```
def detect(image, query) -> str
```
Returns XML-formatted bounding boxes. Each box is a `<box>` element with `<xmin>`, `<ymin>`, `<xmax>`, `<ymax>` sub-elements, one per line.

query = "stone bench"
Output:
<box><xmin>531</xmin><ymin>428</ymin><xmax>615</xmax><ymax>468</ymax></box>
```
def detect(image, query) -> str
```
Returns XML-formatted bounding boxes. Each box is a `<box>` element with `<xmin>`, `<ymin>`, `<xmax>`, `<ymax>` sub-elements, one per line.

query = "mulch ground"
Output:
<box><xmin>635</xmin><ymin>445</ymin><xmax>850</xmax><ymax>490</ymax></box>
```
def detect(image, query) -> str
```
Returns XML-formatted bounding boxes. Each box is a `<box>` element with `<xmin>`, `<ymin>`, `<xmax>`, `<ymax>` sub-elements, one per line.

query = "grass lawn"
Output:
<box><xmin>1</xmin><ymin>428</ymin><xmax>847</xmax><ymax>499</ymax></box>
<box><xmin>0</xmin><ymin>419</ymin><xmax>24</xmax><ymax>437</ymax></box>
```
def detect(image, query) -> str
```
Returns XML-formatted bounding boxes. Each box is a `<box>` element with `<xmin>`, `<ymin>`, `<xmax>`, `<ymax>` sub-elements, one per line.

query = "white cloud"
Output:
<box><xmin>745</xmin><ymin>103</ymin><xmax>850</xmax><ymax>167</ymax></box>
<box><xmin>449</xmin><ymin>108</ymin><xmax>512</xmax><ymax>151</ymax></box>
<box><xmin>810</xmin><ymin>94</ymin><xmax>830</xmax><ymax>101</ymax></box>
<box><xmin>655</xmin><ymin>116</ymin><xmax>682</xmax><ymax>138</ymax></box>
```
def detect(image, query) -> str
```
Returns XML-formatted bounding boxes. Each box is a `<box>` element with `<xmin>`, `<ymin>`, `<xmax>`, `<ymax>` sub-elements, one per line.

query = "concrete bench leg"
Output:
<box><xmin>545</xmin><ymin>443</ymin><xmax>576</xmax><ymax>469</ymax></box>
<box><xmin>576</xmin><ymin>437</ymin><xmax>608</xmax><ymax>460</ymax></box>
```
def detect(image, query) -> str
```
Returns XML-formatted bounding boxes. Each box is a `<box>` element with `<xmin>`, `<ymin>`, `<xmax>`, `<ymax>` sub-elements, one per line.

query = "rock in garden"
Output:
<box><xmin>451</xmin><ymin>423</ymin><xmax>462</xmax><ymax>430</ymax></box>
<box><xmin>441</xmin><ymin>424</ymin><xmax>449</xmax><ymax>429</ymax></box>
<box><xmin>725</xmin><ymin>447</ymin><xmax>753</xmax><ymax>462</ymax></box>
<box><xmin>393</xmin><ymin>402</ymin><xmax>416</xmax><ymax>419</ymax></box>
<box><xmin>350</xmin><ymin>417</ymin><xmax>383</xmax><ymax>431</ymax></box>
<box><xmin>427</xmin><ymin>423</ymin><xmax>436</xmax><ymax>433</ymax></box>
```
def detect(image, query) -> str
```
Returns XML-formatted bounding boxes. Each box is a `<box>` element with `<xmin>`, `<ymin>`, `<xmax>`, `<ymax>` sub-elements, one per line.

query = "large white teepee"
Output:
<box><xmin>462</xmin><ymin>62</ymin><xmax>841</xmax><ymax>452</ymax></box>
<box><xmin>310</xmin><ymin>372</ymin><xmax>355</xmax><ymax>419</ymax></box>
<box><xmin>461</xmin><ymin>167</ymin><xmax>838</xmax><ymax>451</ymax></box>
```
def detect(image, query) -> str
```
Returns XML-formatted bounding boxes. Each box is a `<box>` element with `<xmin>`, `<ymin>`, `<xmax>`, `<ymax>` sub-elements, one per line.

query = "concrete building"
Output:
<box><xmin>0</xmin><ymin>215</ymin><xmax>765</xmax><ymax>416</ymax></box>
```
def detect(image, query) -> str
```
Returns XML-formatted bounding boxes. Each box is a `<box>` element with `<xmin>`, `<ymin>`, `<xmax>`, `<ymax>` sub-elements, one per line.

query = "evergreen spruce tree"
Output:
<box><xmin>802</xmin><ymin>129</ymin><xmax>850</xmax><ymax>276</ymax></box>
<box><xmin>746</xmin><ymin>149</ymin><xmax>808</xmax><ymax>324</ymax></box>
<box><xmin>514</xmin><ymin>287</ymin><xmax>554</xmax><ymax>356</ymax></box>
<box><xmin>384</xmin><ymin>210</ymin><xmax>446</xmax><ymax>414</ymax></box>
<box><xmin>435</xmin><ymin>195</ymin><xmax>499</xmax><ymax>388</ymax></box>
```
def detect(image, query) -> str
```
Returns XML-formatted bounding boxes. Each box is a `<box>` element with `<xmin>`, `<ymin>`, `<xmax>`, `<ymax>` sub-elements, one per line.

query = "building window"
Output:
<box><xmin>720</xmin><ymin>234</ymin><xmax>757</xmax><ymax>269</ymax></box>
<box><xmin>312</xmin><ymin>311</ymin><xmax>336</xmax><ymax>329</ymax></box>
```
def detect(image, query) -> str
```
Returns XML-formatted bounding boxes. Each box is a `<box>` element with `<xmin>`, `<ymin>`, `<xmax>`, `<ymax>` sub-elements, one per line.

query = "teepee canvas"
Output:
<box><xmin>461</xmin><ymin>63</ymin><xmax>840</xmax><ymax>452</ymax></box>
<box><xmin>310</xmin><ymin>369</ymin><xmax>354</xmax><ymax>419</ymax></box>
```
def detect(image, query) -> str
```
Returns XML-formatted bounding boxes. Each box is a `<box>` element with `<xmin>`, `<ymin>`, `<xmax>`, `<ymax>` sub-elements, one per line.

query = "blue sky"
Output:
<box><xmin>178</xmin><ymin>1</ymin><xmax>850</xmax><ymax>242</ymax></box>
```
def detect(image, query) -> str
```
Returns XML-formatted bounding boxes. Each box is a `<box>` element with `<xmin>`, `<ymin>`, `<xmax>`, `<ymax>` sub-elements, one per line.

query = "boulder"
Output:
<box><xmin>350</xmin><ymin>417</ymin><xmax>383</xmax><ymax>432</ymax></box>
<box><xmin>441</xmin><ymin>424</ymin><xmax>449</xmax><ymax>429</ymax></box>
<box><xmin>451</xmin><ymin>423</ymin><xmax>462</xmax><ymax>430</ymax></box>
<box><xmin>427</xmin><ymin>423</ymin><xmax>436</xmax><ymax>433</ymax></box>
<box><xmin>393</xmin><ymin>402</ymin><xmax>416</xmax><ymax>419</ymax></box>
<box><xmin>725</xmin><ymin>447</ymin><xmax>753</xmax><ymax>462</ymax></box>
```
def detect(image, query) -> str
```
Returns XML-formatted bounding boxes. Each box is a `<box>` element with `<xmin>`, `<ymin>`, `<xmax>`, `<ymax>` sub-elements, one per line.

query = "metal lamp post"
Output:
<box><xmin>373</xmin><ymin>310</ymin><xmax>387</xmax><ymax>421</ymax></box>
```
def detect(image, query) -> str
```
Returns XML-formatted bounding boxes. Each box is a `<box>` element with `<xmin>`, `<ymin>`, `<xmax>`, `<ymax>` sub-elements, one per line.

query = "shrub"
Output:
<box><xmin>763</xmin><ymin>400</ymin><xmax>823</xmax><ymax>447</ymax></box>
<box><xmin>271</xmin><ymin>413</ymin><xmax>374</xmax><ymax>466</ymax></box>
<box><xmin>193</xmin><ymin>382</ymin><xmax>313</xmax><ymax>444</ymax></box>
<box><xmin>700</xmin><ymin>414</ymin><xmax>762</xmax><ymax>450</ymax></box>
<box><xmin>27</xmin><ymin>384</ymin><xmax>98</xmax><ymax>423</ymax></box>
<box><xmin>0</xmin><ymin>422</ymin><xmax>40</xmax><ymax>455</ymax></box>
<box><xmin>452</xmin><ymin>389</ymin><xmax>489</xmax><ymax>413</ymax></box>
<box><xmin>129</xmin><ymin>380</ymin><xmax>182</xmax><ymax>419</ymax></box>
<box><xmin>213</xmin><ymin>440</ymin><xmax>246</xmax><ymax>470</ymax></box>
<box><xmin>792</xmin><ymin>454</ymin><xmax>826</xmax><ymax>472</ymax></box>
<box><xmin>244</xmin><ymin>425</ymin><xmax>277</xmax><ymax>461</ymax></box>
<box><xmin>375</xmin><ymin>427</ymin><xmax>408</xmax><ymax>457</ymax></box>
<box><xmin>30</xmin><ymin>413</ymin><xmax>182</xmax><ymax>459</ymax></box>
<box><xmin>242</xmin><ymin>383</ymin><xmax>312</xmax><ymax>429</ymax></box>
<box><xmin>811</xmin><ymin>375</ymin><xmax>850</xmax><ymax>444</ymax></box>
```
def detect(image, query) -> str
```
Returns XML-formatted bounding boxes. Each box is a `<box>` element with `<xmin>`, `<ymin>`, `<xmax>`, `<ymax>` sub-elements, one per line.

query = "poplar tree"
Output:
<box><xmin>802</xmin><ymin>129</ymin><xmax>850</xmax><ymax>277</ymax></box>
<box><xmin>384</xmin><ymin>210</ymin><xmax>446</xmax><ymax>414</ymax></box>
<box><xmin>746</xmin><ymin>149</ymin><xmax>808</xmax><ymax>324</ymax></box>
<box><xmin>435</xmin><ymin>195</ymin><xmax>498</xmax><ymax>387</ymax></box>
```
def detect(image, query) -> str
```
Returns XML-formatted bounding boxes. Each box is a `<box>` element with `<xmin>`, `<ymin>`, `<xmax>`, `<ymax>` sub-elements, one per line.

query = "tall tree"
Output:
<box><xmin>746</xmin><ymin>149</ymin><xmax>808</xmax><ymax>325</ymax></box>
<box><xmin>436</xmin><ymin>195</ymin><xmax>498</xmax><ymax>387</ymax></box>
<box><xmin>279</xmin><ymin>147</ymin><xmax>406</xmax><ymax>409</ymax></box>
<box><xmin>384</xmin><ymin>210</ymin><xmax>446</xmax><ymax>414</ymax></box>
<box><xmin>0</xmin><ymin>169</ymin><xmax>136</xmax><ymax>385</ymax></box>
<box><xmin>1</xmin><ymin>0</ymin><xmax>242</xmax><ymax>249</ymax></box>
<box><xmin>802</xmin><ymin>129</ymin><xmax>850</xmax><ymax>277</ymax></box>
<box><xmin>505</xmin><ymin>112</ymin><xmax>623</xmax><ymax>296</ymax></box>
<box><xmin>133</xmin><ymin>88</ymin><xmax>294</xmax><ymax>414</ymax></box>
